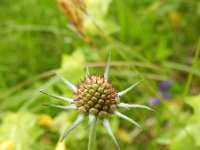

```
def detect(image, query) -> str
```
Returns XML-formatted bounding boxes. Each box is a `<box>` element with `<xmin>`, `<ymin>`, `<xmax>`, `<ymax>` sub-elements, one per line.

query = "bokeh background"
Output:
<box><xmin>0</xmin><ymin>0</ymin><xmax>200</xmax><ymax>149</ymax></box>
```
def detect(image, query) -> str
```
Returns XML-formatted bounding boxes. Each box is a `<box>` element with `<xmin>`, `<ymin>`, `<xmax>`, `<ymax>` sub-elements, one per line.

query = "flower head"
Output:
<box><xmin>159</xmin><ymin>80</ymin><xmax>172</xmax><ymax>90</ymax></box>
<box><xmin>40</xmin><ymin>52</ymin><xmax>154</xmax><ymax>150</ymax></box>
<box><xmin>148</xmin><ymin>97</ymin><xmax>160</xmax><ymax>106</ymax></box>
<box><xmin>73</xmin><ymin>75</ymin><xmax>119</xmax><ymax>118</ymax></box>
<box><xmin>162</xmin><ymin>92</ymin><xmax>171</xmax><ymax>99</ymax></box>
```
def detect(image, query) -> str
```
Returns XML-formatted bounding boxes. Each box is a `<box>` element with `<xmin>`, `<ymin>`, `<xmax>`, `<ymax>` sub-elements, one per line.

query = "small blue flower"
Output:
<box><xmin>159</xmin><ymin>80</ymin><xmax>172</xmax><ymax>90</ymax></box>
<box><xmin>148</xmin><ymin>97</ymin><xmax>160</xmax><ymax>106</ymax></box>
<box><xmin>162</xmin><ymin>92</ymin><xmax>171</xmax><ymax>99</ymax></box>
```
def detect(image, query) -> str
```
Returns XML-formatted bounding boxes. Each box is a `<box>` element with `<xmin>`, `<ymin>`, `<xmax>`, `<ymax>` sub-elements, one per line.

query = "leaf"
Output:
<box><xmin>187</xmin><ymin>94</ymin><xmax>200</xmax><ymax>117</ymax></box>
<box><xmin>83</xmin><ymin>0</ymin><xmax>119</xmax><ymax>35</ymax></box>
<box><xmin>0</xmin><ymin>112</ymin><xmax>43</xmax><ymax>150</ymax></box>
<box><xmin>169</xmin><ymin>94</ymin><xmax>200</xmax><ymax>149</ymax></box>
<box><xmin>59</xmin><ymin>49</ymin><xmax>85</xmax><ymax>84</ymax></box>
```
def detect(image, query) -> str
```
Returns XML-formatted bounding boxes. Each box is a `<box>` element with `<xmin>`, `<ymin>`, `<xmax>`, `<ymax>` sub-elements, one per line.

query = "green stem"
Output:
<box><xmin>183</xmin><ymin>39</ymin><xmax>200</xmax><ymax>97</ymax></box>
<box><xmin>88</xmin><ymin>119</ymin><xmax>97</xmax><ymax>150</ymax></box>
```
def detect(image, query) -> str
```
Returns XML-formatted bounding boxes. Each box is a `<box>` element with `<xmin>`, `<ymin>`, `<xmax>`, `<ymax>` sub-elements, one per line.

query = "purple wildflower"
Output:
<box><xmin>148</xmin><ymin>97</ymin><xmax>160</xmax><ymax>106</ymax></box>
<box><xmin>159</xmin><ymin>80</ymin><xmax>172</xmax><ymax>90</ymax></box>
<box><xmin>162</xmin><ymin>92</ymin><xmax>171</xmax><ymax>99</ymax></box>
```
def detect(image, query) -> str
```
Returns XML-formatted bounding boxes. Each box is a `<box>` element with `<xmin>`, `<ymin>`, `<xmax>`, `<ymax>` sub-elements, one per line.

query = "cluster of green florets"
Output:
<box><xmin>73</xmin><ymin>75</ymin><xmax>120</xmax><ymax>118</ymax></box>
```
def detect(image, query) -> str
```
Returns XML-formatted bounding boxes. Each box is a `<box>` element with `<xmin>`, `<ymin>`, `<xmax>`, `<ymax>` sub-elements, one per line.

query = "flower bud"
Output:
<box><xmin>98</xmin><ymin>111</ymin><xmax>108</xmax><ymax>118</ymax></box>
<box><xmin>89</xmin><ymin>108</ymin><xmax>98</xmax><ymax>115</ymax></box>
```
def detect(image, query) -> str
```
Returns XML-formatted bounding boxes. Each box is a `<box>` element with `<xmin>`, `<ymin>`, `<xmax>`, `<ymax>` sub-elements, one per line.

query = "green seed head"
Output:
<box><xmin>73</xmin><ymin>75</ymin><xmax>119</xmax><ymax>118</ymax></box>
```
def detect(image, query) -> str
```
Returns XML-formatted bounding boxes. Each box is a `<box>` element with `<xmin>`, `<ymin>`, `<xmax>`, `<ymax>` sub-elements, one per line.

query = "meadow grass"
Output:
<box><xmin>0</xmin><ymin>0</ymin><xmax>199</xmax><ymax>149</ymax></box>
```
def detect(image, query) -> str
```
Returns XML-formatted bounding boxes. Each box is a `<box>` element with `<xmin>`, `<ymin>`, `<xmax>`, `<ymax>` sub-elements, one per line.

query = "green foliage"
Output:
<box><xmin>0</xmin><ymin>112</ymin><xmax>46</xmax><ymax>150</ymax></box>
<box><xmin>169</xmin><ymin>94</ymin><xmax>200</xmax><ymax>150</ymax></box>
<box><xmin>84</xmin><ymin>0</ymin><xmax>119</xmax><ymax>35</ymax></box>
<box><xmin>0</xmin><ymin>0</ymin><xmax>200</xmax><ymax>149</ymax></box>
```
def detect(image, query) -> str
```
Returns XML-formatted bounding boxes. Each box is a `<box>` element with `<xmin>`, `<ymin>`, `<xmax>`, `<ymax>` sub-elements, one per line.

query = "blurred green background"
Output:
<box><xmin>0</xmin><ymin>0</ymin><xmax>200</xmax><ymax>149</ymax></box>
